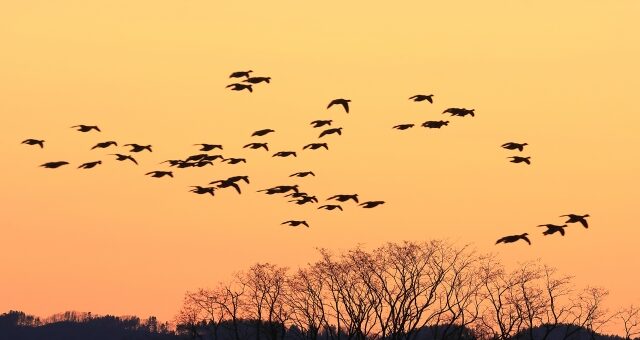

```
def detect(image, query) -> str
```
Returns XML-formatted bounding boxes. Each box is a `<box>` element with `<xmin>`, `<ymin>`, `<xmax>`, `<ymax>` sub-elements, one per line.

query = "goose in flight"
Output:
<box><xmin>251</xmin><ymin>128</ymin><xmax>275</xmax><ymax>137</ymax></box>
<box><xmin>495</xmin><ymin>233</ymin><xmax>531</xmax><ymax>245</ymax></box>
<box><xmin>501</xmin><ymin>142</ymin><xmax>528</xmax><ymax>152</ymax></box>
<box><xmin>393</xmin><ymin>124</ymin><xmax>415</xmax><ymax>130</ymax></box>
<box><xmin>125</xmin><ymin>144</ymin><xmax>152</xmax><ymax>153</ymax></box>
<box><xmin>91</xmin><ymin>141</ymin><xmax>118</xmax><ymax>150</ymax></box>
<box><xmin>222</xmin><ymin>158</ymin><xmax>247</xmax><ymax>164</ymax></box>
<box><xmin>360</xmin><ymin>201</ymin><xmax>385</xmax><ymax>208</ymax></box>
<box><xmin>78</xmin><ymin>161</ymin><xmax>102</xmax><ymax>169</ymax></box>
<box><xmin>561</xmin><ymin>214</ymin><xmax>590</xmax><ymax>228</ymax></box>
<box><xmin>303</xmin><ymin>143</ymin><xmax>329</xmax><ymax>150</ymax></box>
<box><xmin>538</xmin><ymin>224</ymin><xmax>568</xmax><ymax>236</ymax></box>
<box><xmin>194</xmin><ymin>160</ymin><xmax>214</xmax><ymax>167</ymax></box>
<box><xmin>282</xmin><ymin>220</ymin><xmax>309</xmax><ymax>228</ymax></box>
<box><xmin>258</xmin><ymin>185</ymin><xmax>299</xmax><ymax>195</ymax></box>
<box><xmin>409</xmin><ymin>94</ymin><xmax>433</xmax><ymax>103</ymax></box>
<box><xmin>327</xmin><ymin>98</ymin><xmax>351</xmax><ymax>113</ymax></box>
<box><xmin>443</xmin><ymin>108</ymin><xmax>475</xmax><ymax>117</ymax></box>
<box><xmin>290</xmin><ymin>171</ymin><xmax>315</xmax><ymax>178</ymax></box>
<box><xmin>190</xmin><ymin>186</ymin><xmax>216</xmax><ymax>196</ymax></box>
<box><xmin>163</xmin><ymin>159</ymin><xmax>189</xmax><ymax>167</ymax></box>
<box><xmin>203</xmin><ymin>154</ymin><xmax>224</xmax><ymax>162</ymax></box>
<box><xmin>71</xmin><ymin>125</ymin><xmax>101</xmax><ymax>132</ymax></box>
<box><xmin>226</xmin><ymin>83</ymin><xmax>253</xmax><ymax>92</ymax></box>
<box><xmin>310</xmin><ymin>120</ymin><xmax>332</xmax><ymax>128</ymax></box>
<box><xmin>210</xmin><ymin>175</ymin><xmax>250</xmax><ymax>185</ymax></box>
<box><xmin>146</xmin><ymin>171</ymin><xmax>173</xmax><ymax>178</ymax></box>
<box><xmin>289</xmin><ymin>196</ymin><xmax>318</xmax><ymax>205</ymax></box>
<box><xmin>422</xmin><ymin>121</ymin><xmax>449</xmax><ymax>129</ymax></box>
<box><xmin>214</xmin><ymin>179</ymin><xmax>242</xmax><ymax>194</ymax></box>
<box><xmin>22</xmin><ymin>139</ymin><xmax>45</xmax><ymax>148</ymax></box>
<box><xmin>285</xmin><ymin>192</ymin><xmax>309</xmax><ymax>198</ymax></box>
<box><xmin>229</xmin><ymin>70</ymin><xmax>253</xmax><ymax>78</ymax></box>
<box><xmin>244</xmin><ymin>76</ymin><xmax>271</xmax><ymax>84</ymax></box>
<box><xmin>40</xmin><ymin>161</ymin><xmax>69</xmax><ymax>169</ymax></box>
<box><xmin>327</xmin><ymin>194</ymin><xmax>359</xmax><ymax>203</ymax></box>
<box><xmin>185</xmin><ymin>154</ymin><xmax>208</xmax><ymax>162</ymax></box>
<box><xmin>273</xmin><ymin>151</ymin><xmax>297</xmax><ymax>158</ymax></box>
<box><xmin>195</xmin><ymin>144</ymin><xmax>223</xmax><ymax>151</ymax></box>
<box><xmin>319</xmin><ymin>127</ymin><xmax>342</xmax><ymax>138</ymax></box>
<box><xmin>508</xmin><ymin>156</ymin><xmax>531</xmax><ymax>165</ymax></box>
<box><xmin>243</xmin><ymin>142</ymin><xmax>269</xmax><ymax>151</ymax></box>
<box><xmin>110</xmin><ymin>154</ymin><xmax>138</xmax><ymax>165</ymax></box>
<box><xmin>318</xmin><ymin>204</ymin><xmax>343</xmax><ymax>211</ymax></box>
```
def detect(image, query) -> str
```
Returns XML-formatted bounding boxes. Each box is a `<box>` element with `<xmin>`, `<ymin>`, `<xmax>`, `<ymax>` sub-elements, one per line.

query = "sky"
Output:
<box><xmin>1</xmin><ymin>0</ymin><xmax>639</xmax><ymax>328</ymax></box>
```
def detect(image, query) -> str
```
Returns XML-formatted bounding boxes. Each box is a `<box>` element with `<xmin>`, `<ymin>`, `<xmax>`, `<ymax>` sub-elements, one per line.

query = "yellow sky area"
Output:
<box><xmin>1</xmin><ymin>0</ymin><xmax>639</xmax><ymax>329</ymax></box>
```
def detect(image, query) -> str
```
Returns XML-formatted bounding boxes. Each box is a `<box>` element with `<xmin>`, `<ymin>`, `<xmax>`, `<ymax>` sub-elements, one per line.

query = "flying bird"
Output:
<box><xmin>290</xmin><ymin>171</ymin><xmax>315</xmax><ymax>178</ymax></box>
<box><xmin>495</xmin><ymin>233</ymin><xmax>531</xmax><ymax>245</ymax></box>
<box><xmin>501</xmin><ymin>142</ymin><xmax>528</xmax><ymax>152</ymax></box>
<box><xmin>214</xmin><ymin>179</ymin><xmax>243</xmax><ymax>194</ymax></box>
<box><xmin>146</xmin><ymin>171</ymin><xmax>173</xmax><ymax>178</ymax></box>
<box><xmin>40</xmin><ymin>161</ymin><xmax>69</xmax><ymax>169</ymax></box>
<box><xmin>393</xmin><ymin>124</ymin><xmax>415</xmax><ymax>130</ymax></box>
<box><xmin>303</xmin><ymin>143</ymin><xmax>329</xmax><ymax>150</ymax></box>
<box><xmin>110</xmin><ymin>154</ymin><xmax>138</xmax><ymax>165</ymax></box>
<box><xmin>125</xmin><ymin>144</ymin><xmax>152</xmax><ymax>152</ymax></box>
<box><xmin>78</xmin><ymin>161</ymin><xmax>102</xmax><ymax>169</ymax></box>
<box><xmin>251</xmin><ymin>129</ymin><xmax>275</xmax><ymax>137</ymax></box>
<box><xmin>71</xmin><ymin>125</ymin><xmax>100</xmax><ymax>132</ymax></box>
<box><xmin>244</xmin><ymin>76</ymin><xmax>271</xmax><ymax>84</ymax></box>
<box><xmin>285</xmin><ymin>192</ymin><xmax>309</xmax><ymax>198</ymax></box>
<box><xmin>310</xmin><ymin>120</ymin><xmax>333</xmax><ymax>128</ymax></box>
<box><xmin>561</xmin><ymin>214</ymin><xmax>590</xmax><ymax>228</ymax></box>
<box><xmin>190</xmin><ymin>186</ymin><xmax>216</xmax><ymax>196</ymax></box>
<box><xmin>91</xmin><ymin>141</ymin><xmax>117</xmax><ymax>150</ymax></box>
<box><xmin>229</xmin><ymin>70</ymin><xmax>253</xmax><ymax>78</ymax></box>
<box><xmin>443</xmin><ymin>108</ymin><xmax>475</xmax><ymax>117</ymax></box>
<box><xmin>22</xmin><ymin>139</ymin><xmax>45</xmax><ymax>148</ymax></box>
<box><xmin>327</xmin><ymin>98</ymin><xmax>351</xmax><ymax>113</ymax></box>
<box><xmin>289</xmin><ymin>196</ymin><xmax>318</xmax><ymax>205</ymax></box>
<box><xmin>222</xmin><ymin>158</ymin><xmax>247</xmax><ymax>164</ymax></box>
<box><xmin>422</xmin><ymin>121</ymin><xmax>449</xmax><ymax>129</ymax></box>
<box><xmin>538</xmin><ymin>224</ymin><xmax>568</xmax><ymax>236</ymax></box>
<box><xmin>226</xmin><ymin>83</ymin><xmax>252</xmax><ymax>92</ymax></box>
<box><xmin>318</xmin><ymin>204</ymin><xmax>343</xmax><ymax>211</ymax></box>
<box><xmin>185</xmin><ymin>154</ymin><xmax>208</xmax><ymax>162</ymax></box>
<box><xmin>273</xmin><ymin>151</ymin><xmax>297</xmax><ymax>158</ymax></box>
<box><xmin>508</xmin><ymin>156</ymin><xmax>531</xmax><ymax>165</ymax></box>
<box><xmin>195</xmin><ymin>144</ymin><xmax>223</xmax><ymax>151</ymax></box>
<box><xmin>244</xmin><ymin>142</ymin><xmax>269</xmax><ymax>151</ymax></box>
<box><xmin>409</xmin><ymin>94</ymin><xmax>434</xmax><ymax>103</ymax></box>
<box><xmin>359</xmin><ymin>201</ymin><xmax>385</xmax><ymax>208</ymax></box>
<box><xmin>319</xmin><ymin>127</ymin><xmax>342</xmax><ymax>138</ymax></box>
<box><xmin>282</xmin><ymin>220</ymin><xmax>310</xmax><ymax>228</ymax></box>
<box><xmin>258</xmin><ymin>185</ymin><xmax>299</xmax><ymax>195</ymax></box>
<box><xmin>327</xmin><ymin>194</ymin><xmax>359</xmax><ymax>203</ymax></box>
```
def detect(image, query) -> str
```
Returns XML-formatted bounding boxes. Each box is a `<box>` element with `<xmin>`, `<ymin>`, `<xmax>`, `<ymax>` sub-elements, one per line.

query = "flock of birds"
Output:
<box><xmin>20</xmin><ymin>69</ymin><xmax>590</xmax><ymax>245</ymax></box>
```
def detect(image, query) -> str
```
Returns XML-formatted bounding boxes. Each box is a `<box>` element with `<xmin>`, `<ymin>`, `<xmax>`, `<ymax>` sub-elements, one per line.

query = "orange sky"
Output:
<box><xmin>1</xmin><ymin>0</ymin><xmax>639</xmax><ymax>329</ymax></box>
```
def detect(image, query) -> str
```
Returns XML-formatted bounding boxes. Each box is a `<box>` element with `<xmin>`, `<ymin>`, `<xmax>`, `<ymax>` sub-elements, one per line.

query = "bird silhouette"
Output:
<box><xmin>226</xmin><ymin>83</ymin><xmax>252</xmax><ymax>92</ymax></box>
<box><xmin>318</xmin><ymin>204</ymin><xmax>343</xmax><ymax>211</ymax></box>
<box><xmin>203</xmin><ymin>154</ymin><xmax>224</xmax><ymax>162</ymax></box>
<box><xmin>422</xmin><ymin>121</ymin><xmax>449</xmax><ymax>129</ymax></box>
<box><xmin>495</xmin><ymin>233</ymin><xmax>531</xmax><ymax>245</ymax></box>
<box><xmin>146</xmin><ymin>171</ymin><xmax>173</xmax><ymax>178</ymax></box>
<box><xmin>303</xmin><ymin>143</ymin><xmax>329</xmax><ymax>150</ymax></box>
<box><xmin>71</xmin><ymin>125</ymin><xmax>101</xmax><ymax>132</ymax></box>
<box><xmin>251</xmin><ymin>129</ymin><xmax>275</xmax><ymax>137</ymax></box>
<box><xmin>110</xmin><ymin>154</ymin><xmax>138</xmax><ymax>165</ymax></box>
<box><xmin>393</xmin><ymin>124</ymin><xmax>415</xmax><ymax>130</ymax></box>
<box><xmin>560</xmin><ymin>214</ymin><xmax>590</xmax><ymax>228</ymax></box>
<box><xmin>229</xmin><ymin>70</ymin><xmax>253</xmax><ymax>78</ymax></box>
<box><xmin>22</xmin><ymin>139</ymin><xmax>45</xmax><ymax>148</ymax></box>
<box><xmin>501</xmin><ymin>142</ymin><xmax>528</xmax><ymax>152</ymax></box>
<box><xmin>319</xmin><ymin>127</ymin><xmax>342</xmax><ymax>138</ymax></box>
<box><xmin>327</xmin><ymin>98</ymin><xmax>351</xmax><ymax>113</ymax></box>
<box><xmin>289</xmin><ymin>196</ymin><xmax>318</xmax><ymax>205</ymax></box>
<box><xmin>210</xmin><ymin>175</ymin><xmax>249</xmax><ymax>185</ymax></box>
<box><xmin>285</xmin><ymin>192</ymin><xmax>309</xmax><ymax>198</ymax></box>
<box><xmin>194</xmin><ymin>160</ymin><xmax>214</xmax><ymax>167</ymax></box>
<box><xmin>91</xmin><ymin>141</ymin><xmax>118</xmax><ymax>150</ymax></box>
<box><xmin>327</xmin><ymin>194</ymin><xmax>359</xmax><ymax>203</ymax></box>
<box><xmin>258</xmin><ymin>185</ymin><xmax>299</xmax><ymax>195</ymax></box>
<box><xmin>538</xmin><ymin>224</ymin><xmax>568</xmax><ymax>236</ymax></box>
<box><xmin>78</xmin><ymin>161</ymin><xmax>102</xmax><ymax>169</ymax></box>
<box><xmin>290</xmin><ymin>171</ymin><xmax>315</xmax><ymax>178</ymax></box>
<box><xmin>214</xmin><ymin>179</ymin><xmax>243</xmax><ymax>194</ymax></box>
<box><xmin>273</xmin><ymin>151</ymin><xmax>297</xmax><ymax>158</ymax></box>
<box><xmin>125</xmin><ymin>144</ymin><xmax>152</xmax><ymax>152</ymax></box>
<box><xmin>195</xmin><ymin>144</ymin><xmax>223</xmax><ymax>151</ymax></box>
<box><xmin>243</xmin><ymin>142</ymin><xmax>269</xmax><ymax>151</ymax></box>
<box><xmin>40</xmin><ymin>161</ymin><xmax>69</xmax><ymax>169</ymax></box>
<box><xmin>409</xmin><ymin>94</ymin><xmax>434</xmax><ymax>103</ymax></box>
<box><xmin>222</xmin><ymin>158</ymin><xmax>247</xmax><ymax>164</ymax></box>
<box><xmin>282</xmin><ymin>220</ymin><xmax>309</xmax><ymax>228</ymax></box>
<box><xmin>443</xmin><ymin>108</ymin><xmax>475</xmax><ymax>117</ymax></box>
<box><xmin>244</xmin><ymin>76</ymin><xmax>271</xmax><ymax>84</ymax></box>
<box><xmin>359</xmin><ymin>201</ymin><xmax>385</xmax><ymax>208</ymax></box>
<box><xmin>163</xmin><ymin>159</ymin><xmax>190</xmax><ymax>167</ymax></box>
<box><xmin>508</xmin><ymin>156</ymin><xmax>531</xmax><ymax>165</ymax></box>
<box><xmin>185</xmin><ymin>154</ymin><xmax>208</xmax><ymax>162</ymax></box>
<box><xmin>190</xmin><ymin>186</ymin><xmax>216</xmax><ymax>196</ymax></box>
<box><xmin>310</xmin><ymin>120</ymin><xmax>333</xmax><ymax>128</ymax></box>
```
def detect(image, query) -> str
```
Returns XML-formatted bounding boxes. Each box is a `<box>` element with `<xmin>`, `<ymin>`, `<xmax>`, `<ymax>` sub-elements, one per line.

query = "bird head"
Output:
<box><xmin>584</xmin><ymin>214</ymin><xmax>590</xmax><ymax>217</ymax></box>
<box><xmin>522</xmin><ymin>233</ymin><xmax>529</xmax><ymax>236</ymax></box>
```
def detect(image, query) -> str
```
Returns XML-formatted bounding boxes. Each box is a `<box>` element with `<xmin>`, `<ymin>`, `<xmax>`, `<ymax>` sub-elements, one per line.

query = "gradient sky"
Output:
<box><xmin>1</xmin><ymin>0</ymin><xmax>639</xmax><ymax>329</ymax></box>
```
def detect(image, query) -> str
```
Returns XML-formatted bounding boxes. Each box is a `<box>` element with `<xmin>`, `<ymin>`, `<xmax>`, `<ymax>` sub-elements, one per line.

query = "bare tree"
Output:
<box><xmin>243</xmin><ymin>263</ymin><xmax>289</xmax><ymax>340</ymax></box>
<box><xmin>618</xmin><ymin>304</ymin><xmax>640</xmax><ymax>340</ymax></box>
